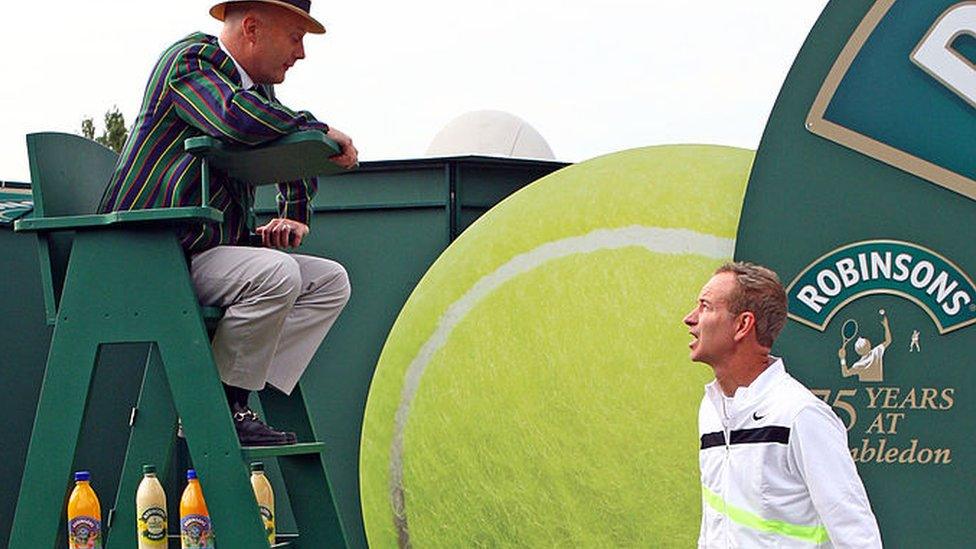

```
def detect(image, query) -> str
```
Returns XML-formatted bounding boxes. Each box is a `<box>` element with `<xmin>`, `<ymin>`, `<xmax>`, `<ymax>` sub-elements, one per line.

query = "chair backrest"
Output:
<box><xmin>27</xmin><ymin>132</ymin><xmax>118</xmax><ymax>217</ymax></box>
<box><xmin>25</xmin><ymin>132</ymin><xmax>118</xmax><ymax>323</ymax></box>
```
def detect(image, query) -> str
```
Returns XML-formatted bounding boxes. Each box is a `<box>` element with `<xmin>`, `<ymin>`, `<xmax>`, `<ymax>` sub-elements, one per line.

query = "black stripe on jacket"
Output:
<box><xmin>700</xmin><ymin>426</ymin><xmax>791</xmax><ymax>450</ymax></box>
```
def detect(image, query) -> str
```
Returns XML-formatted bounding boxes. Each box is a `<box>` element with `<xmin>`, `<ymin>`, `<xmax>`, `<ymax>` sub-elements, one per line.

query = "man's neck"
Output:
<box><xmin>218</xmin><ymin>34</ymin><xmax>255</xmax><ymax>89</ymax></box>
<box><xmin>713</xmin><ymin>352</ymin><xmax>771</xmax><ymax>397</ymax></box>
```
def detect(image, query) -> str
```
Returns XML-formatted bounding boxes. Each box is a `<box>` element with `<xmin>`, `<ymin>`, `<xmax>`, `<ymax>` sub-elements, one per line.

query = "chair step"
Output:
<box><xmin>241</xmin><ymin>441</ymin><xmax>325</xmax><ymax>460</ymax></box>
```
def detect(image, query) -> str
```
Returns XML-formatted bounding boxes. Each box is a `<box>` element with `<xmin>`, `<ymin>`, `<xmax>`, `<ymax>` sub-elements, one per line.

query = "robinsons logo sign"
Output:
<box><xmin>787</xmin><ymin>240</ymin><xmax>964</xmax><ymax>465</ymax></box>
<box><xmin>785</xmin><ymin>239</ymin><xmax>968</xmax><ymax>468</ymax></box>
<box><xmin>788</xmin><ymin>240</ymin><xmax>976</xmax><ymax>334</ymax></box>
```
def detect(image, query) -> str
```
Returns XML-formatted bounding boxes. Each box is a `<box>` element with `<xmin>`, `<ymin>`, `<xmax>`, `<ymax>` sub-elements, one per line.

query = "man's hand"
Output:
<box><xmin>327</xmin><ymin>127</ymin><xmax>358</xmax><ymax>169</ymax></box>
<box><xmin>256</xmin><ymin>218</ymin><xmax>309</xmax><ymax>249</ymax></box>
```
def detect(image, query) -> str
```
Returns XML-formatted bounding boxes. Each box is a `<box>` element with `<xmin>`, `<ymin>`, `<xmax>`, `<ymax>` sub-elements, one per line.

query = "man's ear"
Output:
<box><xmin>733</xmin><ymin>311</ymin><xmax>756</xmax><ymax>343</ymax></box>
<box><xmin>241</xmin><ymin>13</ymin><xmax>260</xmax><ymax>43</ymax></box>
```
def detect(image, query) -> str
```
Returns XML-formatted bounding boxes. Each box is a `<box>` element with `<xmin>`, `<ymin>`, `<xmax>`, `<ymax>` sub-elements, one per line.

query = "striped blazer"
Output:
<box><xmin>98</xmin><ymin>32</ymin><xmax>329</xmax><ymax>253</ymax></box>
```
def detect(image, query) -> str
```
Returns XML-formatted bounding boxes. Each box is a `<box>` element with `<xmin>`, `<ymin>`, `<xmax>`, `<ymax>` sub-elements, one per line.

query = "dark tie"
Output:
<box><xmin>252</xmin><ymin>84</ymin><xmax>276</xmax><ymax>103</ymax></box>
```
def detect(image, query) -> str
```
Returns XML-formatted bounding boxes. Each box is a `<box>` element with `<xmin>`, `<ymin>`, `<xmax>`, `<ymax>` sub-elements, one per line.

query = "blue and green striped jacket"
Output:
<box><xmin>98</xmin><ymin>32</ymin><xmax>328</xmax><ymax>253</ymax></box>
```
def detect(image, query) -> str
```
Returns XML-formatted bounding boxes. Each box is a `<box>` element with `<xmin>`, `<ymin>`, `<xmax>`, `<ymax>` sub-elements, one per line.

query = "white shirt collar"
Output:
<box><xmin>217</xmin><ymin>37</ymin><xmax>255</xmax><ymax>90</ymax></box>
<box><xmin>705</xmin><ymin>356</ymin><xmax>786</xmax><ymax>409</ymax></box>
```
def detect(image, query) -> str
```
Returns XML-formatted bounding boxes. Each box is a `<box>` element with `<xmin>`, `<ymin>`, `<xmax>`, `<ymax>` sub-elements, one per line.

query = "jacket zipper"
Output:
<box><xmin>722</xmin><ymin>397</ymin><xmax>732</xmax><ymax>549</ymax></box>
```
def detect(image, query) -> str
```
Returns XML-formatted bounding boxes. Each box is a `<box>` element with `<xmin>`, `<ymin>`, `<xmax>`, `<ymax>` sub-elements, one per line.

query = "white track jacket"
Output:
<box><xmin>698</xmin><ymin>358</ymin><xmax>882</xmax><ymax>548</ymax></box>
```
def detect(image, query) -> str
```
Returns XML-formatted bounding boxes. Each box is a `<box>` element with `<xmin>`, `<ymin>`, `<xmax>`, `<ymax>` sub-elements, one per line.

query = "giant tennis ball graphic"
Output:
<box><xmin>361</xmin><ymin>145</ymin><xmax>752</xmax><ymax>547</ymax></box>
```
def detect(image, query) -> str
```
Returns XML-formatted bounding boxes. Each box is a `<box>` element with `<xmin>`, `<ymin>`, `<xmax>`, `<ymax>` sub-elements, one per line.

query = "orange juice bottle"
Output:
<box><xmin>180</xmin><ymin>469</ymin><xmax>214</xmax><ymax>549</ymax></box>
<box><xmin>136</xmin><ymin>464</ymin><xmax>167</xmax><ymax>548</ymax></box>
<box><xmin>67</xmin><ymin>470</ymin><xmax>101</xmax><ymax>549</ymax></box>
<box><xmin>249</xmin><ymin>462</ymin><xmax>275</xmax><ymax>545</ymax></box>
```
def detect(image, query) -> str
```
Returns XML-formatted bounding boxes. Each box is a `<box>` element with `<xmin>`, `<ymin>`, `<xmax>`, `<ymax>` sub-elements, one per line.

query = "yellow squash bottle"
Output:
<box><xmin>67</xmin><ymin>470</ymin><xmax>102</xmax><ymax>549</ymax></box>
<box><xmin>180</xmin><ymin>469</ymin><xmax>214</xmax><ymax>549</ymax></box>
<box><xmin>136</xmin><ymin>464</ymin><xmax>167</xmax><ymax>548</ymax></box>
<box><xmin>250</xmin><ymin>462</ymin><xmax>276</xmax><ymax>545</ymax></box>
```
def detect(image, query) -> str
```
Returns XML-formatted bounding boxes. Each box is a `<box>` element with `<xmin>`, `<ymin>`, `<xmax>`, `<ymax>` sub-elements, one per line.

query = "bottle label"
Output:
<box><xmin>68</xmin><ymin>516</ymin><xmax>101</xmax><ymax>548</ymax></box>
<box><xmin>260</xmin><ymin>505</ymin><xmax>276</xmax><ymax>542</ymax></box>
<box><xmin>139</xmin><ymin>506</ymin><xmax>167</xmax><ymax>542</ymax></box>
<box><xmin>180</xmin><ymin>514</ymin><xmax>214</xmax><ymax>548</ymax></box>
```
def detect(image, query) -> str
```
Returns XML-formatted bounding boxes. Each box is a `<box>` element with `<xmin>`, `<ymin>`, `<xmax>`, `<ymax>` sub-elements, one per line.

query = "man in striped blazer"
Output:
<box><xmin>99</xmin><ymin>0</ymin><xmax>357</xmax><ymax>446</ymax></box>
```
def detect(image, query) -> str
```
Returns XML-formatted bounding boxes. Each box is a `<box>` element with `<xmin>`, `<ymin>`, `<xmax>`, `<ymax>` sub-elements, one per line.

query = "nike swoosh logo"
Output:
<box><xmin>753</xmin><ymin>412</ymin><xmax>765</xmax><ymax>421</ymax></box>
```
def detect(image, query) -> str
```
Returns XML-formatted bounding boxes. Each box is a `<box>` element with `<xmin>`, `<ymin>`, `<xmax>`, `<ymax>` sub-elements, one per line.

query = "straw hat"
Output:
<box><xmin>210</xmin><ymin>0</ymin><xmax>326</xmax><ymax>34</ymax></box>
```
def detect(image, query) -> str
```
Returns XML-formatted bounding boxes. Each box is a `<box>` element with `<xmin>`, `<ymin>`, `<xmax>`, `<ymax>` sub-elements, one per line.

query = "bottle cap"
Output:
<box><xmin>74</xmin><ymin>471</ymin><xmax>90</xmax><ymax>482</ymax></box>
<box><xmin>143</xmin><ymin>464</ymin><xmax>156</xmax><ymax>475</ymax></box>
<box><xmin>250</xmin><ymin>462</ymin><xmax>265</xmax><ymax>472</ymax></box>
<box><xmin>186</xmin><ymin>469</ymin><xmax>198</xmax><ymax>480</ymax></box>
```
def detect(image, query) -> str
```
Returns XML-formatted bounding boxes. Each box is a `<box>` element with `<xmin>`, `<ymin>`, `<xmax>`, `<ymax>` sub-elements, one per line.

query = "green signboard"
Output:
<box><xmin>737</xmin><ymin>0</ymin><xmax>974</xmax><ymax>545</ymax></box>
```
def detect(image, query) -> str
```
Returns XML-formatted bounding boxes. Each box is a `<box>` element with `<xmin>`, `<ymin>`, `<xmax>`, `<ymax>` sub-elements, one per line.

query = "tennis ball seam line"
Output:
<box><xmin>388</xmin><ymin>225</ymin><xmax>734</xmax><ymax>546</ymax></box>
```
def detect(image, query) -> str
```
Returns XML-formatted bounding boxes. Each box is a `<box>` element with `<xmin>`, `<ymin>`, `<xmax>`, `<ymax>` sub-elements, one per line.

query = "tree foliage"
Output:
<box><xmin>81</xmin><ymin>106</ymin><xmax>129</xmax><ymax>153</ymax></box>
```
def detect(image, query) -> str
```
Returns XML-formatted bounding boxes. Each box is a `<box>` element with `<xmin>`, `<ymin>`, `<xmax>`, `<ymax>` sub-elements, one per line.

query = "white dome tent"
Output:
<box><xmin>426</xmin><ymin>110</ymin><xmax>555</xmax><ymax>160</ymax></box>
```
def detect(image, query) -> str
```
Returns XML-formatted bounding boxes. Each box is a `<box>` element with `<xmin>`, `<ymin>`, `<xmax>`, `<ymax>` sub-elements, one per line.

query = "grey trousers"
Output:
<box><xmin>189</xmin><ymin>246</ymin><xmax>351</xmax><ymax>394</ymax></box>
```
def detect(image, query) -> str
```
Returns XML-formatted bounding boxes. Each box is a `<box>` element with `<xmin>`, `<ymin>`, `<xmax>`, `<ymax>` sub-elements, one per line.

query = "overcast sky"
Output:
<box><xmin>0</xmin><ymin>0</ymin><xmax>828</xmax><ymax>182</ymax></box>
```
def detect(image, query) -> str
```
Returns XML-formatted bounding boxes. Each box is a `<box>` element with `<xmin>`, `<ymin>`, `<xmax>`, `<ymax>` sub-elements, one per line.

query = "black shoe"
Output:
<box><xmin>232</xmin><ymin>404</ymin><xmax>296</xmax><ymax>446</ymax></box>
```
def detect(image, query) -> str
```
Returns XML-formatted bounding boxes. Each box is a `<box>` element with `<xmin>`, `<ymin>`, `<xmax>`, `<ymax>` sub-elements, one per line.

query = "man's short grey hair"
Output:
<box><xmin>715</xmin><ymin>261</ymin><xmax>788</xmax><ymax>348</ymax></box>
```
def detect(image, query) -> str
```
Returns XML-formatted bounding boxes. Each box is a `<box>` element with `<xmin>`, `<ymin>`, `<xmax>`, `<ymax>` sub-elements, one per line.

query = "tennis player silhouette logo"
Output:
<box><xmin>909</xmin><ymin>329</ymin><xmax>921</xmax><ymax>352</ymax></box>
<box><xmin>837</xmin><ymin>309</ymin><xmax>892</xmax><ymax>383</ymax></box>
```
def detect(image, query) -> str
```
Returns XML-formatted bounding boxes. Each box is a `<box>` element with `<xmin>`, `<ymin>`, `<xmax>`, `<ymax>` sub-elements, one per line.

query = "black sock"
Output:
<box><xmin>223</xmin><ymin>383</ymin><xmax>251</xmax><ymax>409</ymax></box>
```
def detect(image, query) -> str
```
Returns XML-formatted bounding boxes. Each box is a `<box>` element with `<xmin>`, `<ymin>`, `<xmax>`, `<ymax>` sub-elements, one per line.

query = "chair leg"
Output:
<box><xmin>9</xmin><ymin>337</ymin><xmax>101</xmax><ymax>549</ymax></box>
<box><xmin>104</xmin><ymin>344</ymin><xmax>178</xmax><ymax>549</ymax></box>
<box><xmin>158</xmin><ymin>337</ymin><xmax>269</xmax><ymax>549</ymax></box>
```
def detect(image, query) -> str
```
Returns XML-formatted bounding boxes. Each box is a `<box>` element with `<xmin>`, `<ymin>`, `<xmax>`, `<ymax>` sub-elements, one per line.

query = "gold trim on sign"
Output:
<box><xmin>910</xmin><ymin>2</ymin><xmax>976</xmax><ymax>111</ymax></box>
<box><xmin>805</xmin><ymin>0</ymin><xmax>976</xmax><ymax>201</ymax></box>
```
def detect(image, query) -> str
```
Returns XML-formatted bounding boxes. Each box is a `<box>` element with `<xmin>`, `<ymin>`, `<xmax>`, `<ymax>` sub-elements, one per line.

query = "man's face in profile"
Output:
<box><xmin>249</xmin><ymin>8</ymin><xmax>308</xmax><ymax>84</ymax></box>
<box><xmin>684</xmin><ymin>272</ymin><xmax>739</xmax><ymax>366</ymax></box>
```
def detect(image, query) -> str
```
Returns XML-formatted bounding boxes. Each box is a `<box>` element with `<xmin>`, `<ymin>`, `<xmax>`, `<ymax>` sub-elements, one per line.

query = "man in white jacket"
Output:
<box><xmin>683</xmin><ymin>262</ymin><xmax>882</xmax><ymax>548</ymax></box>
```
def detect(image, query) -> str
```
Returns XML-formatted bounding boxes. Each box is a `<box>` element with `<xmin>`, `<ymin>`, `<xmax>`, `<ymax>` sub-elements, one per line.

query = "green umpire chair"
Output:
<box><xmin>10</xmin><ymin>131</ymin><xmax>348</xmax><ymax>548</ymax></box>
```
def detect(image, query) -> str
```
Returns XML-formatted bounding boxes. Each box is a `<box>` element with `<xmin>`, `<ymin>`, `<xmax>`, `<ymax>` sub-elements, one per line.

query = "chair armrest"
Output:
<box><xmin>184</xmin><ymin>130</ymin><xmax>346</xmax><ymax>186</ymax></box>
<box><xmin>14</xmin><ymin>206</ymin><xmax>223</xmax><ymax>232</ymax></box>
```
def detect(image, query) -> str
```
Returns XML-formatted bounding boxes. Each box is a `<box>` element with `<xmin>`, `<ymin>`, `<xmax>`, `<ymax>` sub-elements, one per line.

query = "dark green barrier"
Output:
<box><xmin>0</xmin><ymin>185</ymin><xmax>45</xmax><ymax>549</ymax></box>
